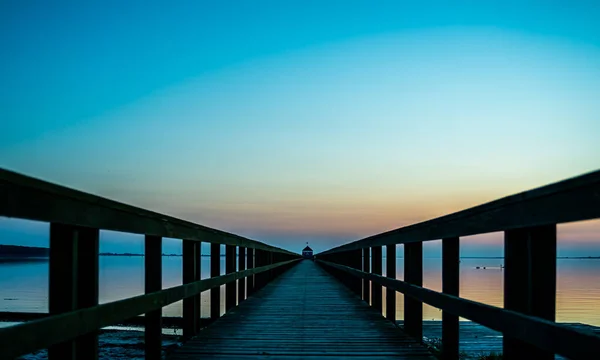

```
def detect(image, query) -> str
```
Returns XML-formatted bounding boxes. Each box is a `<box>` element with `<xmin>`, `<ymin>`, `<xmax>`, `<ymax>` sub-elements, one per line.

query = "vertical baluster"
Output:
<box><xmin>48</xmin><ymin>224</ymin><xmax>99</xmax><ymax>360</ymax></box>
<box><xmin>404</xmin><ymin>242</ymin><xmax>423</xmax><ymax>339</ymax></box>
<box><xmin>210</xmin><ymin>243</ymin><xmax>221</xmax><ymax>319</ymax></box>
<box><xmin>338</xmin><ymin>252</ymin><xmax>349</xmax><ymax>288</ymax></box>
<box><xmin>268</xmin><ymin>251</ymin><xmax>274</xmax><ymax>282</ymax></box>
<box><xmin>442</xmin><ymin>237</ymin><xmax>459</xmax><ymax>360</ymax></box>
<box><xmin>145</xmin><ymin>235</ymin><xmax>162</xmax><ymax>360</ymax></box>
<box><xmin>183</xmin><ymin>240</ymin><xmax>200</xmax><ymax>338</ymax></box>
<box><xmin>504</xmin><ymin>225</ymin><xmax>556</xmax><ymax>359</ymax></box>
<box><xmin>195</xmin><ymin>241</ymin><xmax>202</xmax><ymax>332</ymax></box>
<box><xmin>363</xmin><ymin>247</ymin><xmax>370</xmax><ymax>304</ymax></box>
<box><xmin>255</xmin><ymin>249</ymin><xmax>263</xmax><ymax>290</ymax></box>
<box><xmin>371</xmin><ymin>246</ymin><xmax>383</xmax><ymax>313</ymax></box>
<box><xmin>386</xmin><ymin>244</ymin><xmax>396</xmax><ymax>323</ymax></box>
<box><xmin>238</xmin><ymin>246</ymin><xmax>246</xmax><ymax>303</ymax></box>
<box><xmin>247</xmin><ymin>248</ymin><xmax>255</xmax><ymax>296</ymax></box>
<box><xmin>351</xmin><ymin>249</ymin><xmax>362</xmax><ymax>296</ymax></box>
<box><xmin>225</xmin><ymin>245</ymin><xmax>236</xmax><ymax>311</ymax></box>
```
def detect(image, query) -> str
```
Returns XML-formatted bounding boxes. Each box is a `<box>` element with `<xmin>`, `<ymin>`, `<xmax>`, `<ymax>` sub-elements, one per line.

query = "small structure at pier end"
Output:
<box><xmin>302</xmin><ymin>244</ymin><xmax>314</xmax><ymax>259</ymax></box>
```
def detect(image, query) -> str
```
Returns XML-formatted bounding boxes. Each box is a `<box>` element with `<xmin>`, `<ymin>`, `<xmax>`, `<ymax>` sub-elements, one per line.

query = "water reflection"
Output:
<box><xmin>1</xmin><ymin>257</ymin><xmax>600</xmax><ymax>325</ymax></box>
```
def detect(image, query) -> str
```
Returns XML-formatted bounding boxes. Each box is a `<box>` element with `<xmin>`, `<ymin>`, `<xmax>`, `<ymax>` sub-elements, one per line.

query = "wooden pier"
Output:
<box><xmin>168</xmin><ymin>260</ymin><xmax>432</xmax><ymax>359</ymax></box>
<box><xmin>1</xmin><ymin>168</ymin><xmax>600</xmax><ymax>360</ymax></box>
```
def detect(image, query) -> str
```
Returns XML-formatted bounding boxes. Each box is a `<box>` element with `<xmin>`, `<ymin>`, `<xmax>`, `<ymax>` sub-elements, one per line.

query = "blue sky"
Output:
<box><xmin>1</xmin><ymin>1</ymin><xmax>600</xmax><ymax>254</ymax></box>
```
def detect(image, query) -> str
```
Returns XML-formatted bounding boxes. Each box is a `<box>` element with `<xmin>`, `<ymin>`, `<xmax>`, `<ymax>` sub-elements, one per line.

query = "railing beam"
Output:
<box><xmin>404</xmin><ymin>242</ymin><xmax>423</xmax><ymax>339</ymax></box>
<box><xmin>442</xmin><ymin>237</ymin><xmax>460</xmax><ymax>360</ymax></box>
<box><xmin>48</xmin><ymin>223</ymin><xmax>99</xmax><ymax>360</ymax></box>
<box><xmin>504</xmin><ymin>225</ymin><xmax>556</xmax><ymax>359</ymax></box>
<box><xmin>145</xmin><ymin>235</ymin><xmax>162</xmax><ymax>360</ymax></box>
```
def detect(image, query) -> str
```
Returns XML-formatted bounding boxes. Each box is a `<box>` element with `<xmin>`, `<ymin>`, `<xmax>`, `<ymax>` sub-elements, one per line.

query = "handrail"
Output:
<box><xmin>316</xmin><ymin>169</ymin><xmax>600</xmax><ymax>359</ymax></box>
<box><xmin>0</xmin><ymin>168</ymin><xmax>301</xmax><ymax>360</ymax></box>
<box><xmin>318</xmin><ymin>260</ymin><xmax>600</xmax><ymax>360</ymax></box>
<box><xmin>319</xmin><ymin>169</ymin><xmax>600</xmax><ymax>255</ymax></box>
<box><xmin>0</xmin><ymin>168</ymin><xmax>294</xmax><ymax>255</ymax></box>
<box><xmin>0</xmin><ymin>259</ymin><xmax>300</xmax><ymax>360</ymax></box>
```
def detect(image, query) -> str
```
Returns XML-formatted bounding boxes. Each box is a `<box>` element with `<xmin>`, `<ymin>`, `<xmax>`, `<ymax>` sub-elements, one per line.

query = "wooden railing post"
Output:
<box><xmin>442</xmin><ymin>237</ymin><xmax>459</xmax><ymax>360</ymax></box>
<box><xmin>210</xmin><ymin>243</ymin><xmax>221</xmax><ymax>319</ymax></box>
<box><xmin>145</xmin><ymin>235</ymin><xmax>162</xmax><ymax>360</ymax></box>
<box><xmin>351</xmin><ymin>249</ymin><xmax>362</xmax><ymax>296</ymax></box>
<box><xmin>48</xmin><ymin>223</ymin><xmax>99</xmax><ymax>360</ymax></box>
<box><xmin>194</xmin><ymin>241</ymin><xmax>202</xmax><ymax>331</ymax></box>
<box><xmin>247</xmin><ymin>248</ymin><xmax>255</xmax><ymax>295</ymax></box>
<box><xmin>404</xmin><ymin>242</ymin><xmax>423</xmax><ymax>339</ymax></box>
<box><xmin>268</xmin><ymin>251</ymin><xmax>274</xmax><ymax>281</ymax></box>
<box><xmin>371</xmin><ymin>246</ymin><xmax>383</xmax><ymax>313</ymax></box>
<box><xmin>503</xmin><ymin>225</ymin><xmax>556</xmax><ymax>359</ymax></box>
<box><xmin>183</xmin><ymin>240</ymin><xmax>200</xmax><ymax>338</ymax></box>
<box><xmin>386</xmin><ymin>244</ymin><xmax>396</xmax><ymax>323</ymax></box>
<box><xmin>255</xmin><ymin>249</ymin><xmax>264</xmax><ymax>290</ymax></box>
<box><xmin>238</xmin><ymin>246</ymin><xmax>246</xmax><ymax>303</ymax></box>
<box><xmin>225</xmin><ymin>245</ymin><xmax>236</xmax><ymax>311</ymax></box>
<box><xmin>363</xmin><ymin>247</ymin><xmax>370</xmax><ymax>304</ymax></box>
<box><xmin>336</xmin><ymin>252</ymin><xmax>349</xmax><ymax>288</ymax></box>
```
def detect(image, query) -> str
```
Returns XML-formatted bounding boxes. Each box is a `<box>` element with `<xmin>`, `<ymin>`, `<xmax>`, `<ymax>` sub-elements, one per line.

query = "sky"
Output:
<box><xmin>1</xmin><ymin>1</ymin><xmax>599</xmax><ymax>255</ymax></box>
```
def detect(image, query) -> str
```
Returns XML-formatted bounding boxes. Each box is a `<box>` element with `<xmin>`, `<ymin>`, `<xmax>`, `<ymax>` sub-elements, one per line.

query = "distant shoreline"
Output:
<box><xmin>2</xmin><ymin>245</ymin><xmax>599</xmax><ymax>259</ymax></box>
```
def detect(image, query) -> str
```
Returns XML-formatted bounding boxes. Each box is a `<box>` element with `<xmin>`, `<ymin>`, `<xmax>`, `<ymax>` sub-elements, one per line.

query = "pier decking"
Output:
<box><xmin>167</xmin><ymin>260</ymin><xmax>433</xmax><ymax>359</ymax></box>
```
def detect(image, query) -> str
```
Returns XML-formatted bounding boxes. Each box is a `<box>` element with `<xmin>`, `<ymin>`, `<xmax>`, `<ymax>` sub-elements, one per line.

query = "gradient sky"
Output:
<box><xmin>1</xmin><ymin>1</ymin><xmax>600</xmax><ymax>255</ymax></box>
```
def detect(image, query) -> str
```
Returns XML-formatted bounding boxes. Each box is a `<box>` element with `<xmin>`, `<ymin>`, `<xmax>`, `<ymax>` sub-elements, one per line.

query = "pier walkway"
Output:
<box><xmin>167</xmin><ymin>260</ymin><xmax>433</xmax><ymax>359</ymax></box>
<box><xmin>2</xmin><ymin>168</ymin><xmax>600</xmax><ymax>360</ymax></box>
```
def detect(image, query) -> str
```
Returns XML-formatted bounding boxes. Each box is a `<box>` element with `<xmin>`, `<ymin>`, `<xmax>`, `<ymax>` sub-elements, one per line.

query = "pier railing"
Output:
<box><xmin>0</xmin><ymin>168</ymin><xmax>300</xmax><ymax>360</ymax></box>
<box><xmin>317</xmin><ymin>169</ymin><xmax>600</xmax><ymax>360</ymax></box>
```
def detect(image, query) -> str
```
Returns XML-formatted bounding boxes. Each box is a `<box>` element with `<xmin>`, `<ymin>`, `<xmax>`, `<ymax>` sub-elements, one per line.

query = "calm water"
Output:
<box><xmin>1</xmin><ymin>257</ymin><xmax>600</xmax><ymax>326</ymax></box>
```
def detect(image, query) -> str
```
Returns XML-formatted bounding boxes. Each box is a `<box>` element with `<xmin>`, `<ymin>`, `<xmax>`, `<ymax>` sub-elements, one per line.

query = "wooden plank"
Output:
<box><xmin>371</xmin><ymin>246</ymin><xmax>382</xmax><ymax>313</ymax></box>
<box><xmin>167</xmin><ymin>261</ymin><xmax>434</xmax><ymax>360</ymax></box>
<box><xmin>145</xmin><ymin>235</ymin><xmax>162</xmax><ymax>360</ymax></box>
<box><xmin>183</xmin><ymin>240</ymin><xmax>200</xmax><ymax>338</ymax></box>
<box><xmin>225</xmin><ymin>245</ymin><xmax>236</xmax><ymax>311</ymax></box>
<box><xmin>211</xmin><ymin>243</ymin><xmax>221</xmax><ymax>320</ymax></box>
<box><xmin>319</xmin><ymin>169</ymin><xmax>600</xmax><ymax>255</ymax></box>
<box><xmin>48</xmin><ymin>223</ymin><xmax>99</xmax><ymax>360</ymax></box>
<box><xmin>238</xmin><ymin>246</ymin><xmax>246</xmax><ymax>303</ymax></box>
<box><xmin>442</xmin><ymin>237</ymin><xmax>459</xmax><ymax>360</ymax></box>
<box><xmin>318</xmin><ymin>260</ymin><xmax>600</xmax><ymax>360</ymax></box>
<box><xmin>503</xmin><ymin>225</ymin><xmax>556</xmax><ymax>359</ymax></box>
<box><xmin>386</xmin><ymin>244</ymin><xmax>396</xmax><ymax>323</ymax></box>
<box><xmin>0</xmin><ymin>168</ymin><xmax>296</xmax><ymax>256</ymax></box>
<box><xmin>0</xmin><ymin>259</ymin><xmax>300</xmax><ymax>360</ymax></box>
<box><xmin>404</xmin><ymin>242</ymin><xmax>422</xmax><ymax>340</ymax></box>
